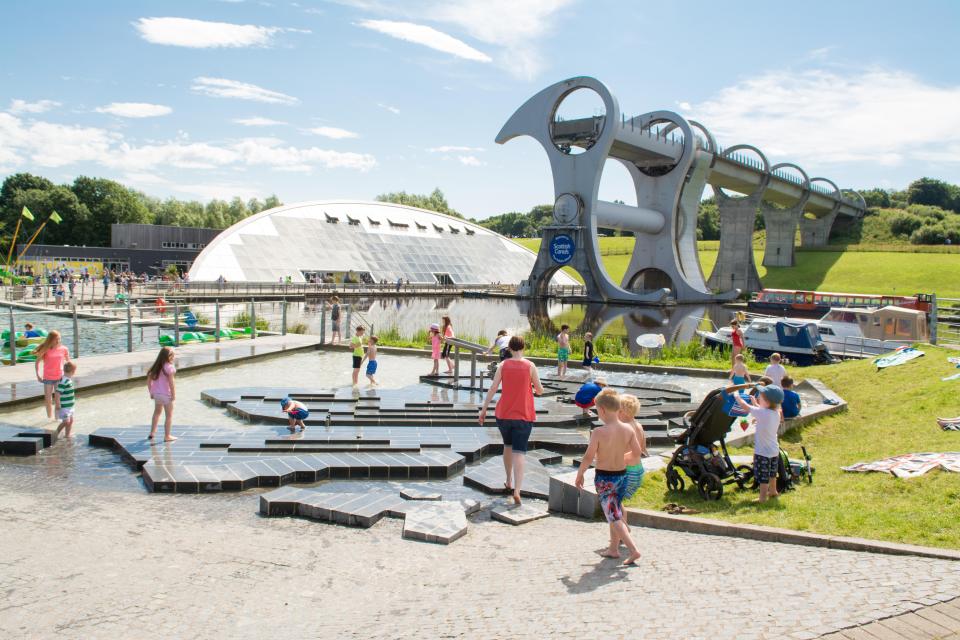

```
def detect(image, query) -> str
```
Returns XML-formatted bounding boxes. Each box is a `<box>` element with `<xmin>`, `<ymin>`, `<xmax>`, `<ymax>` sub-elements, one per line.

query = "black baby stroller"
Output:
<box><xmin>664</xmin><ymin>388</ymin><xmax>754</xmax><ymax>500</ymax></box>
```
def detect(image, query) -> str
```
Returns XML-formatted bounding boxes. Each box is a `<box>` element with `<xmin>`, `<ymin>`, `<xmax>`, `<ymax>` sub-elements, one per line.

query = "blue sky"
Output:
<box><xmin>2</xmin><ymin>0</ymin><xmax>959</xmax><ymax>219</ymax></box>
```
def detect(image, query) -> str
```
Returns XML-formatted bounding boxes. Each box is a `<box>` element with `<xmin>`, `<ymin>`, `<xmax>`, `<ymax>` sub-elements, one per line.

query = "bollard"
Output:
<box><xmin>930</xmin><ymin>293</ymin><xmax>938</xmax><ymax>345</ymax></box>
<box><xmin>453</xmin><ymin>344</ymin><xmax>460</xmax><ymax>385</ymax></box>
<box><xmin>281</xmin><ymin>299</ymin><xmax>287</xmax><ymax>336</ymax></box>
<box><xmin>470</xmin><ymin>351</ymin><xmax>477</xmax><ymax>389</ymax></box>
<box><xmin>73</xmin><ymin>300</ymin><xmax>80</xmax><ymax>358</ymax></box>
<box><xmin>8</xmin><ymin>307</ymin><xmax>16</xmax><ymax>366</ymax></box>
<box><xmin>214</xmin><ymin>300</ymin><xmax>221</xmax><ymax>343</ymax></box>
<box><xmin>319</xmin><ymin>304</ymin><xmax>326</xmax><ymax>344</ymax></box>
<box><xmin>346</xmin><ymin>305</ymin><xmax>352</xmax><ymax>338</ymax></box>
<box><xmin>126</xmin><ymin>301</ymin><xmax>133</xmax><ymax>353</ymax></box>
<box><xmin>250</xmin><ymin>299</ymin><xmax>257</xmax><ymax>340</ymax></box>
<box><xmin>174</xmin><ymin>303</ymin><xmax>181</xmax><ymax>347</ymax></box>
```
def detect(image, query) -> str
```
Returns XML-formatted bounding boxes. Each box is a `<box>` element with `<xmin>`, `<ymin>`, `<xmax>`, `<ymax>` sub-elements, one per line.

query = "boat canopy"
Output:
<box><xmin>775</xmin><ymin>321</ymin><xmax>821</xmax><ymax>350</ymax></box>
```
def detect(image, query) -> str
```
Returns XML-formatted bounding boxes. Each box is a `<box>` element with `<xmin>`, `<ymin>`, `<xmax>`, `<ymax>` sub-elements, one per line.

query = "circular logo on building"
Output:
<box><xmin>549</xmin><ymin>234</ymin><xmax>575</xmax><ymax>265</ymax></box>
<box><xmin>553</xmin><ymin>193</ymin><xmax>581</xmax><ymax>225</ymax></box>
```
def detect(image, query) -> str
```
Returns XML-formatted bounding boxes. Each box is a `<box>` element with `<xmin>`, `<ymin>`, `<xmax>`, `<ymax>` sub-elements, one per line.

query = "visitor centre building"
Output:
<box><xmin>188</xmin><ymin>200</ymin><xmax>578</xmax><ymax>286</ymax></box>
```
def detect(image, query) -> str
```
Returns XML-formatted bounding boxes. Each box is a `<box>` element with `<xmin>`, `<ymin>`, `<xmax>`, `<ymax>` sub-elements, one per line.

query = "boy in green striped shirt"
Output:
<box><xmin>55</xmin><ymin>362</ymin><xmax>77</xmax><ymax>437</ymax></box>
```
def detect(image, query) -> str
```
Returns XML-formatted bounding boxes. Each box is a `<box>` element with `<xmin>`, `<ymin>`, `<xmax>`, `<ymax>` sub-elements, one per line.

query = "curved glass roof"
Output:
<box><xmin>188</xmin><ymin>200</ymin><xmax>578</xmax><ymax>285</ymax></box>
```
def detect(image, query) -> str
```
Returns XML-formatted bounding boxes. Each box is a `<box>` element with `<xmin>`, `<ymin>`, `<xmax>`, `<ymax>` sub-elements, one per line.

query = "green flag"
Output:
<box><xmin>49</xmin><ymin>211</ymin><xmax>62</xmax><ymax>224</ymax></box>
<box><xmin>21</xmin><ymin>206</ymin><xmax>34</xmax><ymax>221</ymax></box>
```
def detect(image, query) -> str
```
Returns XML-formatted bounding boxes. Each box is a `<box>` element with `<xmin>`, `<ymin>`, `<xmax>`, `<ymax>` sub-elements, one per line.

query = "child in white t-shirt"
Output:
<box><xmin>731</xmin><ymin>383</ymin><xmax>784</xmax><ymax>503</ymax></box>
<box><xmin>764</xmin><ymin>353</ymin><xmax>787</xmax><ymax>387</ymax></box>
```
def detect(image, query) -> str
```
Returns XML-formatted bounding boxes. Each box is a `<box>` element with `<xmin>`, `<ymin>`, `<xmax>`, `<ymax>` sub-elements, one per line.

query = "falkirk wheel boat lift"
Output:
<box><xmin>498</xmin><ymin>76</ymin><xmax>867</xmax><ymax>305</ymax></box>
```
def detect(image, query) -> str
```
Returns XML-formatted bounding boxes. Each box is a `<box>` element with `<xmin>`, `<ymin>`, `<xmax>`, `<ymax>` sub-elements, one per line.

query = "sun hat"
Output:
<box><xmin>429</xmin><ymin>323</ymin><xmax>440</xmax><ymax>331</ymax></box>
<box><xmin>755</xmin><ymin>384</ymin><xmax>784</xmax><ymax>405</ymax></box>
<box><xmin>280</xmin><ymin>397</ymin><xmax>291</xmax><ymax>407</ymax></box>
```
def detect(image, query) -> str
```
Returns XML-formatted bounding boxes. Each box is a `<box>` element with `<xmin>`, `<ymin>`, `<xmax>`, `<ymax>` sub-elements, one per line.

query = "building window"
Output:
<box><xmin>347</xmin><ymin>215</ymin><xmax>361</xmax><ymax>226</ymax></box>
<box><xmin>433</xmin><ymin>224</ymin><xmax>444</xmax><ymax>233</ymax></box>
<box><xmin>368</xmin><ymin>217</ymin><xmax>381</xmax><ymax>226</ymax></box>
<box><xmin>465</xmin><ymin>228</ymin><xmax>475</xmax><ymax>235</ymax></box>
<box><xmin>387</xmin><ymin>219</ymin><xmax>409</xmax><ymax>229</ymax></box>
<box><xmin>325</xmin><ymin>212</ymin><xmax>339</xmax><ymax>223</ymax></box>
<box><xmin>415</xmin><ymin>221</ymin><xmax>427</xmax><ymax>230</ymax></box>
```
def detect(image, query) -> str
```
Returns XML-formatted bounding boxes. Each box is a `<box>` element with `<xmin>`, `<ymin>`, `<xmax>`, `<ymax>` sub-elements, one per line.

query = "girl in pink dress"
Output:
<box><xmin>34</xmin><ymin>330</ymin><xmax>71</xmax><ymax>420</ymax></box>
<box><xmin>440</xmin><ymin>316</ymin><xmax>455</xmax><ymax>374</ymax></box>
<box><xmin>428</xmin><ymin>323</ymin><xmax>441</xmax><ymax>376</ymax></box>
<box><xmin>147</xmin><ymin>346</ymin><xmax>177</xmax><ymax>442</ymax></box>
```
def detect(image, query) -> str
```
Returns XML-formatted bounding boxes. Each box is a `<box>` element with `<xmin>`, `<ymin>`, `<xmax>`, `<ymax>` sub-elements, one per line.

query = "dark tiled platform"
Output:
<box><xmin>89</xmin><ymin>424</ymin><xmax>588</xmax><ymax>493</ymax></box>
<box><xmin>0</xmin><ymin>424</ymin><xmax>57</xmax><ymax>456</ymax></box>
<box><xmin>463</xmin><ymin>449</ymin><xmax>561</xmax><ymax>500</ymax></box>
<box><xmin>259</xmin><ymin>486</ymin><xmax>478</xmax><ymax>544</ymax></box>
<box><xmin>490</xmin><ymin>502</ymin><xmax>550</xmax><ymax>526</ymax></box>
<box><xmin>201</xmin><ymin>386</ymin><xmax>591</xmax><ymax>427</ymax></box>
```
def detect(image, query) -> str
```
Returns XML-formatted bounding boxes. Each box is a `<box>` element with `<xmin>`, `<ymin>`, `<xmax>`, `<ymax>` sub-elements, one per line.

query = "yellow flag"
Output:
<box><xmin>21</xmin><ymin>206</ymin><xmax>34</xmax><ymax>221</ymax></box>
<box><xmin>49</xmin><ymin>211</ymin><xmax>62</xmax><ymax>224</ymax></box>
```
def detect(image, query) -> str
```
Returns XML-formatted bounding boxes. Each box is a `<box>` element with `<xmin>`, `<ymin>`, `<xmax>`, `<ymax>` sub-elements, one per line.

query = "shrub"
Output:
<box><xmin>889</xmin><ymin>212</ymin><xmax>923</xmax><ymax>237</ymax></box>
<box><xmin>230</xmin><ymin>311</ymin><xmax>270</xmax><ymax>331</ymax></box>
<box><xmin>910</xmin><ymin>223</ymin><xmax>947</xmax><ymax>245</ymax></box>
<box><xmin>906</xmin><ymin>204</ymin><xmax>948</xmax><ymax>221</ymax></box>
<box><xmin>288</xmin><ymin>322</ymin><xmax>308</xmax><ymax>334</ymax></box>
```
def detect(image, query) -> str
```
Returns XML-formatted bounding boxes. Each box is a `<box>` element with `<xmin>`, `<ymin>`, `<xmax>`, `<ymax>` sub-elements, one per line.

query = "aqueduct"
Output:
<box><xmin>497</xmin><ymin>76</ymin><xmax>866</xmax><ymax>304</ymax></box>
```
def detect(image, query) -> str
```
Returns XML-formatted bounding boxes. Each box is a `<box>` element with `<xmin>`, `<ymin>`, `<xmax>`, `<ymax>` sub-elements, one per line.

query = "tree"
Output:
<box><xmin>71</xmin><ymin>176</ymin><xmax>152</xmax><ymax>245</ymax></box>
<box><xmin>861</xmin><ymin>188</ymin><xmax>892</xmax><ymax>209</ymax></box>
<box><xmin>907</xmin><ymin>178</ymin><xmax>952</xmax><ymax>209</ymax></box>
<box><xmin>375</xmin><ymin>188</ymin><xmax>463</xmax><ymax>218</ymax></box>
<box><xmin>697</xmin><ymin>199</ymin><xmax>720</xmax><ymax>240</ymax></box>
<box><xmin>11</xmin><ymin>186</ymin><xmax>91</xmax><ymax>246</ymax></box>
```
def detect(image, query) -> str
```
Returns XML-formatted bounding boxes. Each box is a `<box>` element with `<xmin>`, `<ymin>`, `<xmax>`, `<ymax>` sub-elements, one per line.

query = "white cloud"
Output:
<box><xmin>133</xmin><ymin>16</ymin><xmax>297</xmax><ymax>48</ymax></box>
<box><xmin>357</xmin><ymin>19</ymin><xmax>491</xmax><ymax>62</ymax></box>
<box><xmin>8</xmin><ymin>99</ymin><xmax>61</xmax><ymax>114</ymax></box>
<box><xmin>457</xmin><ymin>155</ymin><xmax>485</xmax><ymax>167</ymax></box>
<box><xmin>687</xmin><ymin>68</ymin><xmax>960</xmax><ymax>166</ymax></box>
<box><xmin>377</xmin><ymin>102</ymin><xmax>400</xmax><ymax>114</ymax></box>
<box><xmin>306</xmin><ymin>126</ymin><xmax>359</xmax><ymax>139</ymax></box>
<box><xmin>0</xmin><ymin>112</ymin><xmax>376</xmax><ymax>175</ymax></box>
<box><xmin>171</xmin><ymin>183</ymin><xmax>263</xmax><ymax>201</ymax></box>
<box><xmin>233</xmin><ymin>116</ymin><xmax>288</xmax><ymax>126</ymax></box>
<box><xmin>427</xmin><ymin>145</ymin><xmax>483</xmax><ymax>153</ymax></box>
<box><xmin>95</xmin><ymin>102</ymin><xmax>173</xmax><ymax>118</ymax></box>
<box><xmin>191</xmin><ymin>77</ymin><xmax>299</xmax><ymax>105</ymax></box>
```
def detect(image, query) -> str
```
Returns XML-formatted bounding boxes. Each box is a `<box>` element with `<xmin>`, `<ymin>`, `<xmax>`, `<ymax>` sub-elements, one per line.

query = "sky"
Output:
<box><xmin>1</xmin><ymin>0</ymin><xmax>959</xmax><ymax>220</ymax></box>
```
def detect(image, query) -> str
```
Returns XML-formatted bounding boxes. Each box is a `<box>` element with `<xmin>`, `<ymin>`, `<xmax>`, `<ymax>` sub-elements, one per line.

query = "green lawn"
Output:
<box><xmin>516</xmin><ymin>238</ymin><xmax>960</xmax><ymax>297</ymax></box>
<box><xmin>625</xmin><ymin>345</ymin><xmax>960</xmax><ymax>549</ymax></box>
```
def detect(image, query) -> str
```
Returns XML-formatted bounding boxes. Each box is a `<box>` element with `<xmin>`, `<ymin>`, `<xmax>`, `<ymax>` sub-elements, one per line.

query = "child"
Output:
<box><xmin>728</xmin><ymin>353</ymin><xmax>751</xmax><ymax>385</ymax></box>
<box><xmin>24</xmin><ymin>322</ymin><xmax>41</xmax><ymax>338</ymax></box>
<box><xmin>280</xmin><ymin>396</ymin><xmax>309</xmax><ymax>432</ymax></box>
<box><xmin>764</xmin><ymin>353</ymin><xmax>787</xmax><ymax>387</ymax></box>
<box><xmin>362</xmin><ymin>335</ymin><xmax>379</xmax><ymax>386</ymax></box>
<box><xmin>574</xmin><ymin>377</ymin><xmax>607</xmax><ymax>416</ymax></box>
<box><xmin>486</xmin><ymin>329</ymin><xmax>510</xmax><ymax>362</ymax></box>
<box><xmin>54</xmin><ymin>361</ymin><xmax>77</xmax><ymax>438</ymax></box>
<box><xmin>557</xmin><ymin>324</ymin><xmax>571</xmax><ymax>377</ymax></box>
<box><xmin>582</xmin><ymin>332</ymin><xmax>595</xmax><ymax>371</ymax></box>
<box><xmin>350</xmin><ymin>325</ymin><xmax>366</xmax><ymax>387</ymax></box>
<box><xmin>329</xmin><ymin>296</ymin><xmax>342</xmax><ymax>345</ymax></box>
<box><xmin>440</xmin><ymin>316</ymin><xmax>455</xmax><ymax>374</ymax></box>
<box><xmin>428</xmin><ymin>323</ymin><xmax>441</xmax><ymax>376</ymax></box>
<box><xmin>618</xmin><ymin>393</ymin><xmax>648</xmax><ymax>500</ymax></box>
<box><xmin>147</xmin><ymin>346</ymin><xmax>177</xmax><ymax>442</ymax></box>
<box><xmin>781</xmin><ymin>376</ymin><xmax>801</xmax><ymax>419</ymax></box>
<box><xmin>730</xmin><ymin>382</ymin><xmax>784</xmax><ymax>503</ymax></box>
<box><xmin>34</xmin><ymin>330</ymin><xmax>70</xmax><ymax>420</ymax></box>
<box><xmin>575</xmin><ymin>389</ymin><xmax>644</xmax><ymax>565</ymax></box>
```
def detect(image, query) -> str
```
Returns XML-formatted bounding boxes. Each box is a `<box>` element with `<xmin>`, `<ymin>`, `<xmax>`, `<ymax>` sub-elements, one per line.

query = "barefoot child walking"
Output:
<box><xmin>556</xmin><ymin>324</ymin><xmax>571</xmax><ymax>377</ymax></box>
<box><xmin>54</xmin><ymin>362</ymin><xmax>77</xmax><ymax>438</ymax></box>
<box><xmin>34</xmin><ymin>330</ymin><xmax>71</xmax><ymax>420</ymax></box>
<box><xmin>427</xmin><ymin>323</ymin><xmax>441</xmax><ymax>376</ymax></box>
<box><xmin>362</xmin><ymin>335</ymin><xmax>379</xmax><ymax>386</ymax></box>
<box><xmin>575</xmin><ymin>389</ymin><xmax>644</xmax><ymax>565</ymax></box>
<box><xmin>618</xmin><ymin>393</ymin><xmax>648</xmax><ymax>500</ymax></box>
<box><xmin>350</xmin><ymin>325</ymin><xmax>366</xmax><ymax>387</ymax></box>
<box><xmin>147</xmin><ymin>346</ymin><xmax>177</xmax><ymax>442</ymax></box>
<box><xmin>728</xmin><ymin>353</ymin><xmax>751</xmax><ymax>385</ymax></box>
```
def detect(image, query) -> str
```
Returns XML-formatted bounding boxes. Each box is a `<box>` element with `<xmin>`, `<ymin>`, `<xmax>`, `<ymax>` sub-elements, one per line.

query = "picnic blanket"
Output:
<box><xmin>874</xmin><ymin>347</ymin><xmax>924</xmax><ymax>370</ymax></box>
<box><xmin>938</xmin><ymin>417</ymin><xmax>960</xmax><ymax>431</ymax></box>
<box><xmin>842</xmin><ymin>452</ymin><xmax>960</xmax><ymax>478</ymax></box>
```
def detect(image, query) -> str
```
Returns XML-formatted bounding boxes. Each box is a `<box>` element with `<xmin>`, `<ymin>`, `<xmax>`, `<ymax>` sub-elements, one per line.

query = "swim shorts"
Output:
<box><xmin>352</xmin><ymin>355</ymin><xmax>363</xmax><ymax>369</ymax></box>
<box><xmin>557</xmin><ymin>347</ymin><xmax>570</xmax><ymax>362</ymax></box>
<box><xmin>441</xmin><ymin>343</ymin><xmax>452</xmax><ymax>359</ymax></box>
<box><xmin>574</xmin><ymin>399</ymin><xmax>596</xmax><ymax>410</ymax></box>
<box><xmin>289</xmin><ymin>408</ymin><xmax>309</xmax><ymax>421</ymax></box>
<box><xmin>594</xmin><ymin>469</ymin><xmax>627</xmax><ymax>523</ymax></box>
<box><xmin>623</xmin><ymin>463</ymin><xmax>645</xmax><ymax>500</ymax></box>
<box><xmin>366</xmin><ymin>360</ymin><xmax>378</xmax><ymax>375</ymax></box>
<box><xmin>753</xmin><ymin>454</ymin><xmax>779</xmax><ymax>484</ymax></box>
<box><xmin>42</xmin><ymin>378</ymin><xmax>61</xmax><ymax>387</ymax></box>
<box><xmin>496</xmin><ymin>419</ymin><xmax>533</xmax><ymax>453</ymax></box>
<box><xmin>57</xmin><ymin>407</ymin><xmax>74</xmax><ymax>421</ymax></box>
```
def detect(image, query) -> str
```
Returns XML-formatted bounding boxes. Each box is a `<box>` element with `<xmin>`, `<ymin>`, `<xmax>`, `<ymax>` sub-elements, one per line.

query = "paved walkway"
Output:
<box><xmin>0</xmin><ymin>333</ymin><xmax>318</xmax><ymax>406</ymax></box>
<box><xmin>821</xmin><ymin>598</ymin><xmax>960</xmax><ymax>639</ymax></box>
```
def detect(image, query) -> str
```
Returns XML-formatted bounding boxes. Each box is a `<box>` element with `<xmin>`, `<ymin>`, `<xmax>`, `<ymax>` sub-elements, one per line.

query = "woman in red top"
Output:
<box><xmin>730</xmin><ymin>319</ymin><xmax>745</xmax><ymax>364</ymax></box>
<box><xmin>479</xmin><ymin>336</ymin><xmax>544</xmax><ymax>504</ymax></box>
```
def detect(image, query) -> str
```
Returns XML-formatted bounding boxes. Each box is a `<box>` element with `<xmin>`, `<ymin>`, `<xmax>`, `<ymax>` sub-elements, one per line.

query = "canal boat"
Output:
<box><xmin>747</xmin><ymin>289</ymin><xmax>933</xmax><ymax>317</ymax></box>
<box><xmin>697</xmin><ymin>318</ymin><xmax>832</xmax><ymax>366</ymax></box>
<box><xmin>814</xmin><ymin>306</ymin><xmax>928</xmax><ymax>357</ymax></box>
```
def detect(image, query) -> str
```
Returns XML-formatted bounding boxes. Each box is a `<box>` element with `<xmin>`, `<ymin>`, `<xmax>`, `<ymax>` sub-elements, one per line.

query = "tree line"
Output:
<box><xmin>0</xmin><ymin>173</ymin><xmax>281</xmax><ymax>249</ymax></box>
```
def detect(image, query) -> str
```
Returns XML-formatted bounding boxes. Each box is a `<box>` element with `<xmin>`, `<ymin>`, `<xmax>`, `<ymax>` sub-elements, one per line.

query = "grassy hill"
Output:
<box><xmin>516</xmin><ymin>238</ymin><xmax>960</xmax><ymax>298</ymax></box>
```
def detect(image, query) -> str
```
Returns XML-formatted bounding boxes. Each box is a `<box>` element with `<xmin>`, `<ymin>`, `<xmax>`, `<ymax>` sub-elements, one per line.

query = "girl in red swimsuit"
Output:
<box><xmin>730</xmin><ymin>320</ymin><xmax>745</xmax><ymax>364</ymax></box>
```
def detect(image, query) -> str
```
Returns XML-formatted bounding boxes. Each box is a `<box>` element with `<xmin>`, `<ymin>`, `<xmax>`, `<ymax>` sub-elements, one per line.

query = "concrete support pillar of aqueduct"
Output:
<box><xmin>707</xmin><ymin>145</ymin><xmax>770</xmax><ymax>295</ymax></box>
<box><xmin>761</xmin><ymin>163</ymin><xmax>811</xmax><ymax>268</ymax></box>
<box><xmin>799</xmin><ymin>177</ymin><xmax>842</xmax><ymax>248</ymax></box>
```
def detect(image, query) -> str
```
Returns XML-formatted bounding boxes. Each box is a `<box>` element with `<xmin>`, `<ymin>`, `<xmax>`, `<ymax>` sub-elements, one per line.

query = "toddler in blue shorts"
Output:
<box><xmin>362</xmin><ymin>335</ymin><xmax>379</xmax><ymax>386</ymax></box>
<box><xmin>280</xmin><ymin>397</ymin><xmax>309</xmax><ymax>432</ymax></box>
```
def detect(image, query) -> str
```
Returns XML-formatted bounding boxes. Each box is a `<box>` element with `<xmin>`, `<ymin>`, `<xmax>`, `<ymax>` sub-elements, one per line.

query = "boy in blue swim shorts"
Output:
<box><xmin>280</xmin><ymin>397</ymin><xmax>309</xmax><ymax>432</ymax></box>
<box><xmin>575</xmin><ymin>389</ymin><xmax>644</xmax><ymax>565</ymax></box>
<box><xmin>362</xmin><ymin>335</ymin><xmax>379</xmax><ymax>386</ymax></box>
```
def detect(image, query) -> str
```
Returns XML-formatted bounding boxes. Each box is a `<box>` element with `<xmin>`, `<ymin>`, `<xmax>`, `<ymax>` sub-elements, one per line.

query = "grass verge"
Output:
<box><xmin>625</xmin><ymin>345</ymin><xmax>960</xmax><ymax>549</ymax></box>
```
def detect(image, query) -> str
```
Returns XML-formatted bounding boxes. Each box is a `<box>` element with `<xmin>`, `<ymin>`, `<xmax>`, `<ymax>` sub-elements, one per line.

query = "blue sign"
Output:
<box><xmin>549</xmin><ymin>234</ymin><xmax>575</xmax><ymax>265</ymax></box>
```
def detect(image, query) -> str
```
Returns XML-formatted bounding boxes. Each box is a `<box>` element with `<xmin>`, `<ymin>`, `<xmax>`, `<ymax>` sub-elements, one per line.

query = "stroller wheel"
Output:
<box><xmin>697</xmin><ymin>473</ymin><xmax>723</xmax><ymax>501</ymax></box>
<box><xmin>665</xmin><ymin>466</ymin><xmax>684</xmax><ymax>493</ymax></box>
<box><xmin>735</xmin><ymin>465</ymin><xmax>756</xmax><ymax>490</ymax></box>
